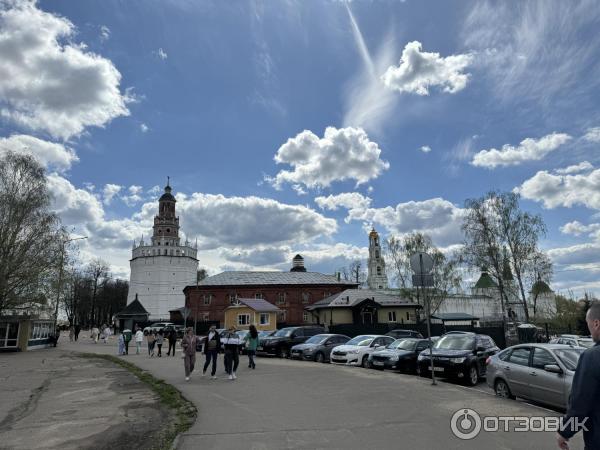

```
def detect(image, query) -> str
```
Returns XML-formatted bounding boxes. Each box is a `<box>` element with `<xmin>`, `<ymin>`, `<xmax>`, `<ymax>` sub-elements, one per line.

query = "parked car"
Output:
<box><xmin>549</xmin><ymin>335</ymin><xmax>594</xmax><ymax>348</ymax></box>
<box><xmin>236</xmin><ymin>330</ymin><xmax>250</xmax><ymax>354</ymax></box>
<box><xmin>258</xmin><ymin>326</ymin><xmax>324</xmax><ymax>358</ymax></box>
<box><xmin>385</xmin><ymin>329</ymin><xmax>424</xmax><ymax>340</ymax></box>
<box><xmin>369</xmin><ymin>338</ymin><xmax>432</xmax><ymax>372</ymax></box>
<box><xmin>486</xmin><ymin>343</ymin><xmax>585</xmax><ymax>410</ymax></box>
<box><xmin>290</xmin><ymin>334</ymin><xmax>350</xmax><ymax>363</ymax></box>
<box><xmin>417</xmin><ymin>332</ymin><xmax>499</xmax><ymax>386</ymax></box>
<box><xmin>330</xmin><ymin>335</ymin><xmax>396</xmax><ymax>367</ymax></box>
<box><xmin>143</xmin><ymin>322</ymin><xmax>174</xmax><ymax>334</ymax></box>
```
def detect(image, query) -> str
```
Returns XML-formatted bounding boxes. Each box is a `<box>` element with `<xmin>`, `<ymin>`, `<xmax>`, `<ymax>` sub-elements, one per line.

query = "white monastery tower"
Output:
<box><xmin>126</xmin><ymin>180</ymin><xmax>198</xmax><ymax>320</ymax></box>
<box><xmin>366</xmin><ymin>228</ymin><xmax>388</xmax><ymax>290</ymax></box>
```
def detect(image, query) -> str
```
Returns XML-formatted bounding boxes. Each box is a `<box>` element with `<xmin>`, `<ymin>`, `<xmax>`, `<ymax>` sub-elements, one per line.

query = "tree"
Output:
<box><xmin>527</xmin><ymin>251</ymin><xmax>553</xmax><ymax>317</ymax></box>
<box><xmin>86</xmin><ymin>258</ymin><xmax>109</xmax><ymax>326</ymax></box>
<box><xmin>385</xmin><ymin>232</ymin><xmax>462</xmax><ymax>314</ymax></box>
<box><xmin>338</xmin><ymin>260</ymin><xmax>366</xmax><ymax>286</ymax></box>
<box><xmin>197</xmin><ymin>269</ymin><xmax>207</xmax><ymax>283</ymax></box>
<box><xmin>0</xmin><ymin>151</ymin><xmax>64</xmax><ymax>316</ymax></box>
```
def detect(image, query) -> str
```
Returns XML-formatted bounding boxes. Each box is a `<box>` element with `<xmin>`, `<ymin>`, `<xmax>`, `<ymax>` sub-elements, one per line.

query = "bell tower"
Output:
<box><xmin>367</xmin><ymin>227</ymin><xmax>388</xmax><ymax>290</ymax></box>
<box><xmin>151</xmin><ymin>177</ymin><xmax>180</xmax><ymax>247</ymax></box>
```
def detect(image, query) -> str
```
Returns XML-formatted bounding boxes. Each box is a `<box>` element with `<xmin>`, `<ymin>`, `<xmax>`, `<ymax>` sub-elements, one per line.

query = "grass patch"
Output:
<box><xmin>79</xmin><ymin>353</ymin><xmax>196</xmax><ymax>449</ymax></box>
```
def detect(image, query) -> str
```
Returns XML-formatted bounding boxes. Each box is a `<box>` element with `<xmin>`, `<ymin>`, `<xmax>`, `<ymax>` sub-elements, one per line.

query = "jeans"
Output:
<box><xmin>157</xmin><ymin>344</ymin><xmax>162</xmax><ymax>356</ymax></box>
<box><xmin>247</xmin><ymin>350</ymin><xmax>256</xmax><ymax>368</ymax></box>
<box><xmin>203</xmin><ymin>350</ymin><xmax>218</xmax><ymax>376</ymax></box>
<box><xmin>224</xmin><ymin>349</ymin><xmax>239</xmax><ymax>375</ymax></box>
<box><xmin>136</xmin><ymin>341</ymin><xmax>142</xmax><ymax>354</ymax></box>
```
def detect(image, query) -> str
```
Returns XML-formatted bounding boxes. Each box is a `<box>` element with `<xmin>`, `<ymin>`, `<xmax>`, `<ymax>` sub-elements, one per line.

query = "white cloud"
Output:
<box><xmin>292</xmin><ymin>184</ymin><xmax>307</xmax><ymax>196</ymax></box>
<box><xmin>315</xmin><ymin>192</ymin><xmax>372</xmax><ymax>212</ymax></box>
<box><xmin>83</xmin><ymin>182</ymin><xmax>95</xmax><ymax>192</ymax></box>
<box><xmin>48</xmin><ymin>173</ymin><xmax>104</xmax><ymax>225</ymax></box>
<box><xmin>0</xmin><ymin>134</ymin><xmax>77</xmax><ymax>170</ymax></box>
<box><xmin>157</xmin><ymin>48</ymin><xmax>168</xmax><ymax>60</ymax></box>
<box><xmin>560</xmin><ymin>221</ymin><xmax>600</xmax><ymax>237</ymax></box>
<box><xmin>381</xmin><ymin>41</ymin><xmax>473</xmax><ymax>95</ymax></box>
<box><xmin>471</xmin><ymin>133</ymin><xmax>571</xmax><ymax>168</ymax></box>
<box><xmin>99</xmin><ymin>25</ymin><xmax>110</xmax><ymax>42</ymax></box>
<box><xmin>102</xmin><ymin>183</ymin><xmax>122</xmax><ymax>205</ymax></box>
<box><xmin>0</xmin><ymin>1</ymin><xmax>130</xmax><ymax>139</ymax></box>
<box><xmin>140</xmin><ymin>123</ymin><xmax>149</xmax><ymax>133</ymax></box>
<box><xmin>517</xmin><ymin>168</ymin><xmax>600</xmax><ymax>210</ymax></box>
<box><xmin>555</xmin><ymin>161</ymin><xmax>594</xmax><ymax>175</ymax></box>
<box><xmin>583</xmin><ymin>127</ymin><xmax>600</xmax><ymax>143</ymax></box>
<box><xmin>268</xmin><ymin>126</ymin><xmax>389</xmax><ymax>190</ymax></box>
<box><xmin>122</xmin><ymin>184</ymin><xmax>144</xmax><ymax>206</ymax></box>
<box><xmin>420</xmin><ymin>145</ymin><xmax>432</xmax><ymax>153</ymax></box>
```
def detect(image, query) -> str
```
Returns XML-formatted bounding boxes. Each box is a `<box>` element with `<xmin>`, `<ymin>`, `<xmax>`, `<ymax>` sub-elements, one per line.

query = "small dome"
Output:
<box><xmin>369</xmin><ymin>227</ymin><xmax>378</xmax><ymax>237</ymax></box>
<box><xmin>159</xmin><ymin>184</ymin><xmax>176</xmax><ymax>202</ymax></box>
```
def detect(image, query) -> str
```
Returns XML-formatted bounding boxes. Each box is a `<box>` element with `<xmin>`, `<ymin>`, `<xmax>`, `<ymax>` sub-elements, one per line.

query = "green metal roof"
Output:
<box><xmin>474</xmin><ymin>272</ymin><xmax>497</xmax><ymax>289</ymax></box>
<box><xmin>531</xmin><ymin>280</ymin><xmax>552</xmax><ymax>294</ymax></box>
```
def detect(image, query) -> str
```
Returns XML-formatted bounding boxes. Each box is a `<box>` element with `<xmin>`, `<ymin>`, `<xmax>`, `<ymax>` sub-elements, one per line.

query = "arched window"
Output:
<box><xmin>377</xmin><ymin>266</ymin><xmax>381</xmax><ymax>275</ymax></box>
<box><xmin>375</xmin><ymin>250</ymin><xmax>379</xmax><ymax>259</ymax></box>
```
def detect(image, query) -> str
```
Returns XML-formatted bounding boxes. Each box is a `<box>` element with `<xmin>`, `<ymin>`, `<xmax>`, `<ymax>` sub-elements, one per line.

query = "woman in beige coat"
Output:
<box><xmin>181</xmin><ymin>328</ymin><xmax>197</xmax><ymax>381</ymax></box>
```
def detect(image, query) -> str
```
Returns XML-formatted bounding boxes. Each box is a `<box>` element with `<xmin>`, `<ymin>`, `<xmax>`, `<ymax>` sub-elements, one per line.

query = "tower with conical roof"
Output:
<box><xmin>366</xmin><ymin>228</ymin><xmax>388</xmax><ymax>290</ymax></box>
<box><xmin>126</xmin><ymin>180</ymin><xmax>199</xmax><ymax>320</ymax></box>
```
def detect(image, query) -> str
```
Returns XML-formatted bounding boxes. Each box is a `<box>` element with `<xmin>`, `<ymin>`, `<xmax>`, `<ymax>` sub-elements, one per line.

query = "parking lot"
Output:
<box><xmin>61</xmin><ymin>337</ymin><xmax>585</xmax><ymax>449</ymax></box>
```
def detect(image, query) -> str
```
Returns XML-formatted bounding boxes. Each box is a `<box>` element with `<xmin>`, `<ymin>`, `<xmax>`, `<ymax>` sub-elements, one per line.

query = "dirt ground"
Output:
<box><xmin>0</xmin><ymin>350</ymin><xmax>169</xmax><ymax>450</ymax></box>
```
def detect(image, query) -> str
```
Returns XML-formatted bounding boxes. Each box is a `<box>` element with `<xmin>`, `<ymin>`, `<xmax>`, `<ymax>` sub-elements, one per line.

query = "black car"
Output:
<box><xmin>290</xmin><ymin>334</ymin><xmax>350</xmax><ymax>362</ymax></box>
<box><xmin>416</xmin><ymin>332</ymin><xmax>499</xmax><ymax>386</ymax></box>
<box><xmin>258</xmin><ymin>326</ymin><xmax>324</xmax><ymax>358</ymax></box>
<box><xmin>369</xmin><ymin>338</ymin><xmax>431</xmax><ymax>372</ymax></box>
<box><xmin>385</xmin><ymin>329</ymin><xmax>424</xmax><ymax>340</ymax></box>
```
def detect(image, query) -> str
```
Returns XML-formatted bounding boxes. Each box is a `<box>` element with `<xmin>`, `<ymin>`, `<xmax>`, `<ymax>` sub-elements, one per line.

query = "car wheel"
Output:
<box><xmin>417</xmin><ymin>365</ymin><xmax>428</xmax><ymax>378</ymax></box>
<box><xmin>467</xmin><ymin>365</ymin><xmax>479</xmax><ymax>386</ymax></box>
<box><xmin>494</xmin><ymin>379</ymin><xmax>515</xmax><ymax>400</ymax></box>
<box><xmin>315</xmin><ymin>352</ymin><xmax>325</xmax><ymax>363</ymax></box>
<box><xmin>361</xmin><ymin>355</ymin><xmax>369</xmax><ymax>368</ymax></box>
<box><xmin>276</xmin><ymin>347</ymin><xmax>284</xmax><ymax>358</ymax></box>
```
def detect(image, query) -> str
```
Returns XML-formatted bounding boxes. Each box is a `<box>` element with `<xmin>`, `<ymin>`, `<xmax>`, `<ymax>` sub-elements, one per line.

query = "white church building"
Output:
<box><xmin>126</xmin><ymin>181</ymin><xmax>198</xmax><ymax>321</ymax></box>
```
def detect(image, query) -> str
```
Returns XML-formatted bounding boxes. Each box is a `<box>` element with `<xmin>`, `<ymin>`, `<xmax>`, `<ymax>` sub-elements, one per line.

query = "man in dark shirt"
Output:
<box><xmin>557</xmin><ymin>302</ymin><xmax>600</xmax><ymax>450</ymax></box>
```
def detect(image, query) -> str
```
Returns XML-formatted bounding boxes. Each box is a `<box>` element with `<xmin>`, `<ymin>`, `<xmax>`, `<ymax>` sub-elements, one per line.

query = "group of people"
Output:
<box><xmin>117</xmin><ymin>326</ymin><xmax>179</xmax><ymax>356</ymax></box>
<box><xmin>182</xmin><ymin>324</ymin><xmax>259</xmax><ymax>381</ymax></box>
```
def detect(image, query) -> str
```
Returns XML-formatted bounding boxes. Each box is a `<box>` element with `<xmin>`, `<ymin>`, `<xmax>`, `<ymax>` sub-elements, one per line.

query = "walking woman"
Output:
<box><xmin>244</xmin><ymin>325</ymin><xmax>259</xmax><ymax>369</ymax></box>
<box><xmin>156</xmin><ymin>330</ymin><xmax>164</xmax><ymax>357</ymax></box>
<box><xmin>181</xmin><ymin>328</ymin><xmax>197</xmax><ymax>381</ymax></box>
<box><xmin>222</xmin><ymin>327</ymin><xmax>241</xmax><ymax>380</ymax></box>
<box><xmin>202</xmin><ymin>325</ymin><xmax>221</xmax><ymax>379</ymax></box>
<box><xmin>147</xmin><ymin>331</ymin><xmax>156</xmax><ymax>357</ymax></box>
<box><xmin>167</xmin><ymin>328</ymin><xmax>177</xmax><ymax>356</ymax></box>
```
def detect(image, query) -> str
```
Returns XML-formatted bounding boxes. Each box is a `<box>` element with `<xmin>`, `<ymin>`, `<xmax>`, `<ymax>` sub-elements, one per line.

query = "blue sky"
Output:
<box><xmin>1</xmin><ymin>0</ymin><xmax>600</xmax><ymax>295</ymax></box>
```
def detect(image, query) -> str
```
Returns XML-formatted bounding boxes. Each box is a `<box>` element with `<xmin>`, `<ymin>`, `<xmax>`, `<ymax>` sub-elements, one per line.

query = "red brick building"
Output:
<box><xmin>183</xmin><ymin>256</ymin><xmax>357</xmax><ymax>327</ymax></box>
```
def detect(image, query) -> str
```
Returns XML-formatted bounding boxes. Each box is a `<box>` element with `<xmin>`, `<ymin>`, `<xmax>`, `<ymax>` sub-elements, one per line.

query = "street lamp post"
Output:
<box><xmin>53</xmin><ymin>236</ymin><xmax>88</xmax><ymax>329</ymax></box>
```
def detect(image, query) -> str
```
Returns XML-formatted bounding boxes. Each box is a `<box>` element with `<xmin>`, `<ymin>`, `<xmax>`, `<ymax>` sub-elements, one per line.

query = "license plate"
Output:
<box><xmin>257</xmin><ymin>346</ymin><xmax>263</xmax><ymax>351</ymax></box>
<box><xmin>373</xmin><ymin>361</ymin><xmax>384</xmax><ymax>366</ymax></box>
<box><xmin>431</xmin><ymin>366</ymin><xmax>444</xmax><ymax>372</ymax></box>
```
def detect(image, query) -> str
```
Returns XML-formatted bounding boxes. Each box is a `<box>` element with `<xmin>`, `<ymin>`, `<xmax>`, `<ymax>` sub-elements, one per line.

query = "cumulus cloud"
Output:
<box><xmin>157</xmin><ymin>48</ymin><xmax>168</xmax><ymax>60</ymax></box>
<box><xmin>122</xmin><ymin>184</ymin><xmax>144</xmax><ymax>206</ymax></box>
<box><xmin>315</xmin><ymin>192</ymin><xmax>372</xmax><ymax>212</ymax></box>
<box><xmin>420</xmin><ymin>145</ymin><xmax>432</xmax><ymax>153</ymax></box>
<box><xmin>0</xmin><ymin>134</ymin><xmax>77</xmax><ymax>170</ymax></box>
<box><xmin>517</xmin><ymin>167</ymin><xmax>600</xmax><ymax>209</ymax></box>
<box><xmin>48</xmin><ymin>173</ymin><xmax>104</xmax><ymax>225</ymax></box>
<box><xmin>0</xmin><ymin>1</ymin><xmax>129</xmax><ymax>139</ymax></box>
<box><xmin>381</xmin><ymin>41</ymin><xmax>473</xmax><ymax>95</ymax></box>
<box><xmin>102</xmin><ymin>183</ymin><xmax>122</xmax><ymax>205</ymax></box>
<box><xmin>268</xmin><ymin>126</ymin><xmax>389</xmax><ymax>190</ymax></box>
<box><xmin>471</xmin><ymin>133</ymin><xmax>572</xmax><ymax>168</ymax></box>
<box><xmin>583</xmin><ymin>127</ymin><xmax>600</xmax><ymax>143</ymax></box>
<box><xmin>555</xmin><ymin>161</ymin><xmax>594</xmax><ymax>175</ymax></box>
<box><xmin>560</xmin><ymin>220</ymin><xmax>600</xmax><ymax>237</ymax></box>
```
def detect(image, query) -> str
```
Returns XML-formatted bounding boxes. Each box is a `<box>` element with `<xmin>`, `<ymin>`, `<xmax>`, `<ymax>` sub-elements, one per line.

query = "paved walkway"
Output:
<box><xmin>61</xmin><ymin>334</ymin><xmax>585</xmax><ymax>450</ymax></box>
<box><xmin>0</xmin><ymin>345</ymin><xmax>167</xmax><ymax>450</ymax></box>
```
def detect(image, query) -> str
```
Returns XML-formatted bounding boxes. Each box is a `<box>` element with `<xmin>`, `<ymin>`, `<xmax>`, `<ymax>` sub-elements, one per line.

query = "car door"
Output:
<box><xmin>291</xmin><ymin>328</ymin><xmax>304</xmax><ymax>345</ymax></box>
<box><xmin>529</xmin><ymin>347</ymin><xmax>565</xmax><ymax>408</ymax></box>
<box><xmin>501</xmin><ymin>347</ymin><xmax>532</xmax><ymax>398</ymax></box>
<box><xmin>479</xmin><ymin>337</ymin><xmax>498</xmax><ymax>376</ymax></box>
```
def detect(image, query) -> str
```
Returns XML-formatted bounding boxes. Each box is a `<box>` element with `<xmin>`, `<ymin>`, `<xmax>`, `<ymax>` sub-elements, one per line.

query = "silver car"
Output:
<box><xmin>549</xmin><ymin>335</ymin><xmax>594</xmax><ymax>349</ymax></box>
<box><xmin>486</xmin><ymin>343</ymin><xmax>584</xmax><ymax>410</ymax></box>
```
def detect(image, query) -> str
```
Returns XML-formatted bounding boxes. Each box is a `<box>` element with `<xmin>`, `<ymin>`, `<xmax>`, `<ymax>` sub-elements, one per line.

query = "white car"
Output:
<box><xmin>143</xmin><ymin>322</ymin><xmax>174</xmax><ymax>334</ymax></box>
<box><xmin>330</xmin><ymin>335</ymin><xmax>396</xmax><ymax>367</ymax></box>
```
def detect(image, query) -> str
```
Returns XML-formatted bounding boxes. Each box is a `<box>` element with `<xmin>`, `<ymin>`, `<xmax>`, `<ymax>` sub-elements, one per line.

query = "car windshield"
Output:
<box><xmin>346</xmin><ymin>335</ymin><xmax>374</xmax><ymax>346</ymax></box>
<box><xmin>434</xmin><ymin>335</ymin><xmax>475</xmax><ymax>350</ymax></box>
<box><xmin>304</xmin><ymin>335</ymin><xmax>328</xmax><ymax>344</ymax></box>
<box><xmin>577</xmin><ymin>339</ymin><xmax>594</xmax><ymax>348</ymax></box>
<box><xmin>274</xmin><ymin>328</ymin><xmax>294</xmax><ymax>337</ymax></box>
<box><xmin>554</xmin><ymin>348</ymin><xmax>585</xmax><ymax>370</ymax></box>
<box><xmin>388</xmin><ymin>339</ymin><xmax>418</xmax><ymax>350</ymax></box>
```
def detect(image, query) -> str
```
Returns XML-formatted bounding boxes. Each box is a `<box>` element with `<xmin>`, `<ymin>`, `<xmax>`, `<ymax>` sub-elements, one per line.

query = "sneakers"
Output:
<box><xmin>185</xmin><ymin>376</ymin><xmax>190</xmax><ymax>381</ymax></box>
<box><xmin>211</xmin><ymin>375</ymin><xmax>217</xmax><ymax>379</ymax></box>
<box><xmin>201</xmin><ymin>371</ymin><xmax>206</xmax><ymax>377</ymax></box>
<box><xmin>228</xmin><ymin>374</ymin><xmax>234</xmax><ymax>380</ymax></box>
<box><xmin>232</xmin><ymin>372</ymin><xmax>237</xmax><ymax>380</ymax></box>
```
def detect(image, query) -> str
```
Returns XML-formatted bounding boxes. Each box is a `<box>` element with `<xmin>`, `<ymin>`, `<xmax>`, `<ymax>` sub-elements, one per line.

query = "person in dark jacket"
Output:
<box><xmin>557</xmin><ymin>302</ymin><xmax>600</xmax><ymax>450</ymax></box>
<box><xmin>202</xmin><ymin>325</ymin><xmax>221</xmax><ymax>379</ymax></box>
<box><xmin>222</xmin><ymin>327</ymin><xmax>241</xmax><ymax>381</ymax></box>
<box><xmin>167</xmin><ymin>328</ymin><xmax>177</xmax><ymax>356</ymax></box>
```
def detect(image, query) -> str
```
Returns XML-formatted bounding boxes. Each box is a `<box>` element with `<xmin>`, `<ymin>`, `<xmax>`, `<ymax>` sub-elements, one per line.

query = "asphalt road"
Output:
<box><xmin>62</xmin><ymin>335</ymin><xmax>586</xmax><ymax>450</ymax></box>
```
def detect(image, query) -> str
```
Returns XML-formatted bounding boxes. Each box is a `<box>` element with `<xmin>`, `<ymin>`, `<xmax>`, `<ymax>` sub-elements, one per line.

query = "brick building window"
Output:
<box><xmin>303</xmin><ymin>311</ymin><xmax>309</xmax><ymax>323</ymax></box>
<box><xmin>229</xmin><ymin>293</ymin><xmax>240</xmax><ymax>305</ymax></box>
<box><xmin>203</xmin><ymin>294</ymin><xmax>212</xmax><ymax>305</ymax></box>
<box><xmin>277</xmin><ymin>292</ymin><xmax>286</xmax><ymax>305</ymax></box>
<box><xmin>388</xmin><ymin>311</ymin><xmax>397</xmax><ymax>323</ymax></box>
<box><xmin>255</xmin><ymin>293</ymin><xmax>263</xmax><ymax>299</ymax></box>
<box><xmin>277</xmin><ymin>310</ymin><xmax>287</xmax><ymax>322</ymax></box>
<box><xmin>202</xmin><ymin>313</ymin><xmax>209</xmax><ymax>322</ymax></box>
<box><xmin>302</xmin><ymin>292</ymin><xmax>311</xmax><ymax>304</ymax></box>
